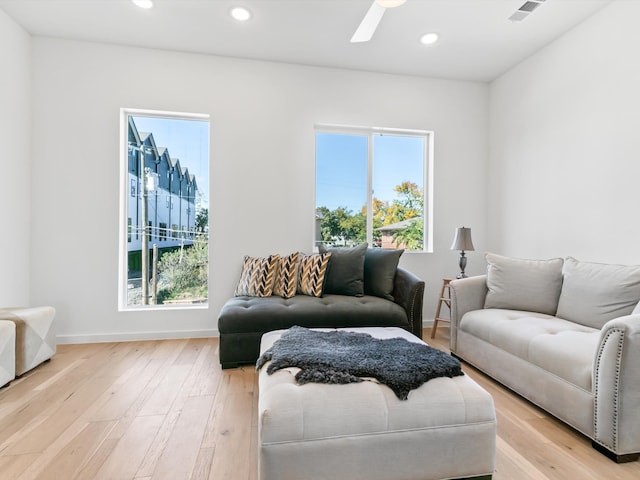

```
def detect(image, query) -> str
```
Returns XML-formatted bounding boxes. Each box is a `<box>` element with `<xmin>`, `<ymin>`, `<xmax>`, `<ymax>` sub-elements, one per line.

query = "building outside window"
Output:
<box><xmin>119</xmin><ymin>109</ymin><xmax>210</xmax><ymax>309</ymax></box>
<box><xmin>315</xmin><ymin>126</ymin><xmax>433</xmax><ymax>252</ymax></box>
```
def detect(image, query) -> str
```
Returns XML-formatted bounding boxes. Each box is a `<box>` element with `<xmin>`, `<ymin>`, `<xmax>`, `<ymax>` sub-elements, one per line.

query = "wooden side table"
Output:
<box><xmin>430</xmin><ymin>278</ymin><xmax>453</xmax><ymax>339</ymax></box>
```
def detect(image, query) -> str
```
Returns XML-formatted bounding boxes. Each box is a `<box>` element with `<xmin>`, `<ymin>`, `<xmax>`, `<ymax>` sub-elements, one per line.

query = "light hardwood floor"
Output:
<box><xmin>0</xmin><ymin>328</ymin><xmax>638</xmax><ymax>479</ymax></box>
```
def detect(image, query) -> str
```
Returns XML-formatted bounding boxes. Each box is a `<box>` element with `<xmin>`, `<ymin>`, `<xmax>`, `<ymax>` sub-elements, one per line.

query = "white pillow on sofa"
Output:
<box><xmin>483</xmin><ymin>253</ymin><xmax>564</xmax><ymax>316</ymax></box>
<box><xmin>556</xmin><ymin>257</ymin><xmax>640</xmax><ymax>329</ymax></box>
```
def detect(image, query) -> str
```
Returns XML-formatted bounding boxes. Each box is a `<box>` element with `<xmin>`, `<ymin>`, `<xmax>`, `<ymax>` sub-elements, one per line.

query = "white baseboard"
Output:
<box><xmin>56</xmin><ymin>328</ymin><xmax>219</xmax><ymax>344</ymax></box>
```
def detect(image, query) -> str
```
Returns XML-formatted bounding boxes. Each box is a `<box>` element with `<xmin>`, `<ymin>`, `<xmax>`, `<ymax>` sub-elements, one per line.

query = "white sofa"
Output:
<box><xmin>449</xmin><ymin>253</ymin><xmax>640</xmax><ymax>463</ymax></box>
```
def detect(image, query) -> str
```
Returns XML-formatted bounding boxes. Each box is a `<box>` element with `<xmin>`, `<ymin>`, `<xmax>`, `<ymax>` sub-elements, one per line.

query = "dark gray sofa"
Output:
<box><xmin>218</xmin><ymin>267</ymin><xmax>425</xmax><ymax>368</ymax></box>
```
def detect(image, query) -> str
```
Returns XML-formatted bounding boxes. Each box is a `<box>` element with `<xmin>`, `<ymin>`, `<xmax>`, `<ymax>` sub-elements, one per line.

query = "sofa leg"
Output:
<box><xmin>592</xmin><ymin>441</ymin><xmax>640</xmax><ymax>463</ymax></box>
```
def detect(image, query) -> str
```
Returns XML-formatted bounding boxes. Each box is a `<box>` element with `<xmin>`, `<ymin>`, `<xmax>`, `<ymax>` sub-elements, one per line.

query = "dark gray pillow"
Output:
<box><xmin>364</xmin><ymin>248</ymin><xmax>404</xmax><ymax>301</ymax></box>
<box><xmin>318</xmin><ymin>243</ymin><xmax>368</xmax><ymax>296</ymax></box>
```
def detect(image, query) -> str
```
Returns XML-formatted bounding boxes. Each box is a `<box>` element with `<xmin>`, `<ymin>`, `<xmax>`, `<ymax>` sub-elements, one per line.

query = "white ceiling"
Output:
<box><xmin>0</xmin><ymin>0</ymin><xmax>613</xmax><ymax>82</ymax></box>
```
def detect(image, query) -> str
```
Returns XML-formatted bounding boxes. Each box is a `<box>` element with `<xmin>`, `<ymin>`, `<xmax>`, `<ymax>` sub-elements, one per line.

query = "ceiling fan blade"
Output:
<box><xmin>351</xmin><ymin>1</ymin><xmax>387</xmax><ymax>43</ymax></box>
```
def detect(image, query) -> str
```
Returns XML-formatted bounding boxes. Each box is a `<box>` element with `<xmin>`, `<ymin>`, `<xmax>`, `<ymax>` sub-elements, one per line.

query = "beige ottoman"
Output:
<box><xmin>0</xmin><ymin>306</ymin><xmax>56</xmax><ymax>376</ymax></box>
<box><xmin>0</xmin><ymin>320</ymin><xmax>16</xmax><ymax>387</ymax></box>
<box><xmin>258</xmin><ymin>327</ymin><xmax>496</xmax><ymax>480</ymax></box>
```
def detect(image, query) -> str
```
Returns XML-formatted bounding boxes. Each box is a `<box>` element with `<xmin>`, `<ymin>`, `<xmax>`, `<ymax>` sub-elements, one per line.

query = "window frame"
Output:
<box><xmin>314</xmin><ymin>124</ymin><xmax>434</xmax><ymax>253</ymax></box>
<box><xmin>118</xmin><ymin>108</ymin><xmax>210</xmax><ymax>311</ymax></box>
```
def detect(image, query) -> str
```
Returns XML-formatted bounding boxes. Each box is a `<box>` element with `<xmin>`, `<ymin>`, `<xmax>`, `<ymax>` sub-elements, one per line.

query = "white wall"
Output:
<box><xmin>0</xmin><ymin>10</ymin><xmax>31</xmax><ymax>306</ymax></box>
<box><xmin>489</xmin><ymin>0</ymin><xmax>640</xmax><ymax>264</ymax></box>
<box><xmin>29</xmin><ymin>38</ymin><xmax>488</xmax><ymax>342</ymax></box>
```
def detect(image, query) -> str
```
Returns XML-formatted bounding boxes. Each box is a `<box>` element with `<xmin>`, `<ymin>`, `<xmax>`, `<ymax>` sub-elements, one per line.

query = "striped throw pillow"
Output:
<box><xmin>297</xmin><ymin>252</ymin><xmax>331</xmax><ymax>297</ymax></box>
<box><xmin>273</xmin><ymin>252</ymin><xmax>299</xmax><ymax>299</ymax></box>
<box><xmin>234</xmin><ymin>255</ymin><xmax>279</xmax><ymax>297</ymax></box>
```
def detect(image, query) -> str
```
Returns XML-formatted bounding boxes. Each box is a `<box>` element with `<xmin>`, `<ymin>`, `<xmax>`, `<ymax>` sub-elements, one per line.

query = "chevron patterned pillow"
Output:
<box><xmin>273</xmin><ymin>252</ymin><xmax>300</xmax><ymax>298</ymax></box>
<box><xmin>297</xmin><ymin>252</ymin><xmax>331</xmax><ymax>297</ymax></box>
<box><xmin>234</xmin><ymin>255</ymin><xmax>279</xmax><ymax>297</ymax></box>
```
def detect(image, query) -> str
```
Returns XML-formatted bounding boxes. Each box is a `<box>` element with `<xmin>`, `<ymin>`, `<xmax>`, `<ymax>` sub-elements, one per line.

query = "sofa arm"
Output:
<box><xmin>449</xmin><ymin>275</ymin><xmax>488</xmax><ymax>353</ymax></box>
<box><xmin>593</xmin><ymin>314</ymin><xmax>640</xmax><ymax>461</ymax></box>
<box><xmin>392</xmin><ymin>268</ymin><xmax>425</xmax><ymax>340</ymax></box>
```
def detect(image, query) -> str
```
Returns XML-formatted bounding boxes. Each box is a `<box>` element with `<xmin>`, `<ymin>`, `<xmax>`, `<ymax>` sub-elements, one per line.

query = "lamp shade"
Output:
<box><xmin>450</xmin><ymin>227</ymin><xmax>474</xmax><ymax>252</ymax></box>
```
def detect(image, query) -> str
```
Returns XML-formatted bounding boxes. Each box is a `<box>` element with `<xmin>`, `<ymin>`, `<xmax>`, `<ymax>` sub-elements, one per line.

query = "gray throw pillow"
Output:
<box><xmin>556</xmin><ymin>257</ymin><xmax>640</xmax><ymax>329</ymax></box>
<box><xmin>484</xmin><ymin>252</ymin><xmax>564</xmax><ymax>315</ymax></box>
<box><xmin>318</xmin><ymin>243</ymin><xmax>368</xmax><ymax>296</ymax></box>
<box><xmin>364</xmin><ymin>248</ymin><xmax>404</xmax><ymax>301</ymax></box>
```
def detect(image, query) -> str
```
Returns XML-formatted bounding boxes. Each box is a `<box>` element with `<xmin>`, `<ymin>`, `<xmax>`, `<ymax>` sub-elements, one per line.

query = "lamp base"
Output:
<box><xmin>457</xmin><ymin>251</ymin><xmax>468</xmax><ymax>279</ymax></box>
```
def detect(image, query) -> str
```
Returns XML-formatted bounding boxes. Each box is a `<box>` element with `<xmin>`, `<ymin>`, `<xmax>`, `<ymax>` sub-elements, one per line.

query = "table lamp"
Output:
<box><xmin>451</xmin><ymin>227</ymin><xmax>474</xmax><ymax>279</ymax></box>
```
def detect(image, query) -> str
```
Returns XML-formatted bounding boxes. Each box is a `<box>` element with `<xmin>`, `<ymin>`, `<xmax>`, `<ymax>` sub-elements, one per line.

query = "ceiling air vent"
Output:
<box><xmin>509</xmin><ymin>0</ymin><xmax>546</xmax><ymax>22</ymax></box>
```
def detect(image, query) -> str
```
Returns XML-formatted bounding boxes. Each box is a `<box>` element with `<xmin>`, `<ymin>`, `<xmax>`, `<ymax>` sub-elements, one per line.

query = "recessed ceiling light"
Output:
<box><xmin>131</xmin><ymin>0</ymin><xmax>153</xmax><ymax>9</ymax></box>
<box><xmin>420</xmin><ymin>33</ymin><xmax>439</xmax><ymax>45</ymax></box>
<box><xmin>230</xmin><ymin>6</ymin><xmax>251</xmax><ymax>21</ymax></box>
<box><xmin>375</xmin><ymin>0</ymin><xmax>407</xmax><ymax>7</ymax></box>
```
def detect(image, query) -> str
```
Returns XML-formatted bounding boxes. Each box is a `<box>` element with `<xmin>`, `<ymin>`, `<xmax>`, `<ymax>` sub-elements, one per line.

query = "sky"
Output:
<box><xmin>316</xmin><ymin>132</ymin><xmax>425</xmax><ymax>213</ymax></box>
<box><xmin>132</xmin><ymin>115</ymin><xmax>210</xmax><ymax>209</ymax></box>
<box><xmin>129</xmin><ymin>119</ymin><xmax>423</xmax><ymax>215</ymax></box>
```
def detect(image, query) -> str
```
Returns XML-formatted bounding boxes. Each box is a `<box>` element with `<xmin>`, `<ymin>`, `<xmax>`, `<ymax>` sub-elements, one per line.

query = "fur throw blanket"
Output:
<box><xmin>256</xmin><ymin>326</ymin><xmax>463</xmax><ymax>400</ymax></box>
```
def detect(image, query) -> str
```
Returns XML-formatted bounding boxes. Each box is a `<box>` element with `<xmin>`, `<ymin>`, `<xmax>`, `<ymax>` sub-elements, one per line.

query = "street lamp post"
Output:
<box><xmin>139</xmin><ymin>150</ymin><xmax>158</xmax><ymax>305</ymax></box>
<box><xmin>140</xmin><ymin>155</ymin><xmax>151</xmax><ymax>304</ymax></box>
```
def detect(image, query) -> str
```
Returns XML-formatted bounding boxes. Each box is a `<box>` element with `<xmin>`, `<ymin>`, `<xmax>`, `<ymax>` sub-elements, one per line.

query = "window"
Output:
<box><xmin>119</xmin><ymin>109</ymin><xmax>210</xmax><ymax>309</ymax></box>
<box><xmin>159</xmin><ymin>222</ymin><xmax>167</xmax><ymax>241</ymax></box>
<box><xmin>315</xmin><ymin>126</ymin><xmax>432</xmax><ymax>252</ymax></box>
